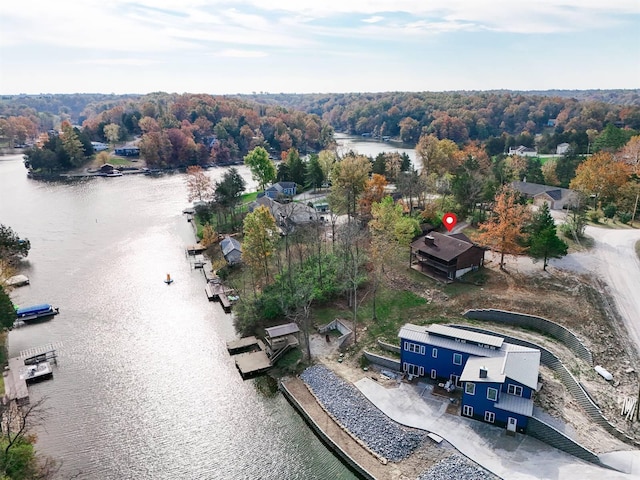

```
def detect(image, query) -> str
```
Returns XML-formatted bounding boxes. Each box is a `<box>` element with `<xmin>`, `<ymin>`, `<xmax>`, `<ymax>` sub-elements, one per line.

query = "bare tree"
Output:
<box><xmin>0</xmin><ymin>397</ymin><xmax>60</xmax><ymax>479</ymax></box>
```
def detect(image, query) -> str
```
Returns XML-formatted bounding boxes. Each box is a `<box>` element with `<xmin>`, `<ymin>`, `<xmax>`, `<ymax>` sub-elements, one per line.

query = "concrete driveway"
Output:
<box><xmin>355</xmin><ymin>378</ymin><xmax>640</xmax><ymax>479</ymax></box>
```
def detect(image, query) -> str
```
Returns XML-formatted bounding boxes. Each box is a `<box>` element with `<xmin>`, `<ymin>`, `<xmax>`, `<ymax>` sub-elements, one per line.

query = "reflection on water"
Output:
<box><xmin>0</xmin><ymin>156</ymin><xmax>357</xmax><ymax>480</ymax></box>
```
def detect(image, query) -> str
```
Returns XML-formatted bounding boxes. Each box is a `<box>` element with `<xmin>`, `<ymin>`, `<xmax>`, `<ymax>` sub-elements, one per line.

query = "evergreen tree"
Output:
<box><xmin>0</xmin><ymin>285</ymin><xmax>17</xmax><ymax>330</ymax></box>
<box><xmin>528</xmin><ymin>203</ymin><xmax>568</xmax><ymax>270</ymax></box>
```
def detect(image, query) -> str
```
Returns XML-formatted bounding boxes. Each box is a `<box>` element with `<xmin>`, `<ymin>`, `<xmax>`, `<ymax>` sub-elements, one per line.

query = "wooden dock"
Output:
<box><xmin>219</xmin><ymin>293</ymin><xmax>232</xmax><ymax>312</ymax></box>
<box><xmin>226</xmin><ymin>336</ymin><xmax>260</xmax><ymax>354</ymax></box>
<box><xmin>5</xmin><ymin>357</ymin><xmax>30</xmax><ymax>405</ymax></box>
<box><xmin>186</xmin><ymin>243</ymin><xmax>206</xmax><ymax>255</ymax></box>
<box><xmin>234</xmin><ymin>350</ymin><xmax>272</xmax><ymax>379</ymax></box>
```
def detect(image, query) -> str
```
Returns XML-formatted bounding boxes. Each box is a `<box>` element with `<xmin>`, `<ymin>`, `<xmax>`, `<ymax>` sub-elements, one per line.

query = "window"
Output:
<box><xmin>404</xmin><ymin>363</ymin><xmax>424</xmax><ymax>377</ymax></box>
<box><xmin>404</xmin><ymin>342</ymin><xmax>426</xmax><ymax>355</ymax></box>
<box><xmin>463</xmin><ymin>405</ymin><xmax>473</xmax><ymax>417</ymax></box>
<box><xmin>484</xmin><ymin>411</ymin><xmax>495</xmax><ymax>423</ymax></box>
<box><xmin>430</xmin><ymin>369</ymin><xmax>437</xmax><ymax>379</ymax></box>
<box><xmin>487</xmin><ymin>387</ymin><xmax>498</xmax><ymax>402</ymax></box>
<box><xmin>432</xmin><ymin>348</ymin><xmax>438</xmax><ymax>358</ymax></box>
<box><xmin>465</xmin><ymin>382</ymin><xmax>475</xmax><ymax>395</ymax></box>
<box><xmin>507</xmin><ymin>384</ymin><xmax>523</xmax><ymax>397</ymax></box>
<box><xmin>453</xmin><ymin>353</ymin><xmax>463</xmax><ymax>365</ymax></box>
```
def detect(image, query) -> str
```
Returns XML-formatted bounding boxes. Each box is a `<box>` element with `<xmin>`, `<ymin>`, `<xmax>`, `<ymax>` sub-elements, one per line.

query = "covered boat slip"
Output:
<box><xmin>15</xmin><ymin>303</ymin><xmax>59</xmax><ymax>321</ymax></box>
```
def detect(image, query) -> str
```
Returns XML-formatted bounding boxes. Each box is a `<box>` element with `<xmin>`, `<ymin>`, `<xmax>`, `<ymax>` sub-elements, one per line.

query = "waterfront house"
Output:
<box><xmin>220</xmin><ymin>236</ymin><xmax>242</xmax><ymax>265</ymax></box>
<box><xmin>508</xmin><ymin>145</ymin><xmax>538</xmax><ymax>157</ymax></box>
<box><xmin>114</xmin><ymin>146</ymin><xmax>140</xmax><ymax>157</ymax></box>
<box><xmin>249</xmin><ymin>196</ymin><xmax>319</xmax><ymax>234</ymax></box>
<box><xmin>410</xmin><ymin>232</ymin><xmax>484</xmax><ymax>282</ymax></box>
<box><xmin>511</xmin><ymin>180</ymin><xmax>577</xmax><ymax>210</ymax></box>
<box><xmin>398</xmin><ymin>324</ymin><xmax>540</xmax><ymax>433</ymax></box>
<box><xmin>264</xmin><ymin>181</ymin><xmax>297</xmax><ymax>200</ymax></box>
<box><xmin>556</xmin><ymin>143</ymin><xmax>570</xmax><ymax>155</ymax></box>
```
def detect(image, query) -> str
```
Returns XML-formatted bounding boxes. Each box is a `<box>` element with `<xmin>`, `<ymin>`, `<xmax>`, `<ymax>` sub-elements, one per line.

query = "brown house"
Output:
<box><xmin>410</xmin><ymin>232</ymin><xmax>485</xmax><ymax>282</ymax></box>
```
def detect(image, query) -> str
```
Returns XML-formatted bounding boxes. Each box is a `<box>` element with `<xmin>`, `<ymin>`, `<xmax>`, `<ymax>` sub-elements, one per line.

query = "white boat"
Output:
<box><xmin>20</xmin><ymin>362</ymin><xmax>53</xmax><ymax>383</ymax></box>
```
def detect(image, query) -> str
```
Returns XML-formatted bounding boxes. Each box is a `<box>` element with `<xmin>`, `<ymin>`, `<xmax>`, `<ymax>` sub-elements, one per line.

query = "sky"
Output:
<box><xmin>0</xmin><ymin>0</ymin><xmax>639</xmax><ymax>95</ymax></box>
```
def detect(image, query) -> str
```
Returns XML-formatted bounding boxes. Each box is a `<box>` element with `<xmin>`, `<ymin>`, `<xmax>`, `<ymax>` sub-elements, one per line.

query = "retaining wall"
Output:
<box><xmin>280</xmin><ymin>380</ymin><xmax>376</xmax><ymax>480</ymax></box>
<box><xmin>363</xmin><ymin>351</ymin><xmax>401</xmax><ymax>371</ymax></box>
<box><xmin>463</xmin><ymin>308</ymin><xmax>593</xmax><ymax>365</ymax></box>
<box><xmin>452</xmin><ymin>324</ymin><xmax>640</xmax><ymax>448</ymax></box>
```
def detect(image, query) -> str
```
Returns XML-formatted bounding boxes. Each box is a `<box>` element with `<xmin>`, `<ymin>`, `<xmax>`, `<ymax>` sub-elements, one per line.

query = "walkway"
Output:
<box><xmin>355</xmin><ymin>378</ymin><xmax>640</xmax><ymax>479</ymax></box>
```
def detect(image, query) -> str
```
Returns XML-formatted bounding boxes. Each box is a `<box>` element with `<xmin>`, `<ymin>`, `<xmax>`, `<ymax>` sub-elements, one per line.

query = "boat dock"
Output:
<box><xmin>4</xmin><ymin>357</ymin><xmax>30</xmax><ymax>405</ymax></box>
<box><xmin>226</xmin><ymin>336</ymin><xmax>260</xmax><ymax>354</ymax></box>
<box><xmin>186</xmin><ymin>243</ymin><xmax>207</xmax><ymax>255</ymax></box>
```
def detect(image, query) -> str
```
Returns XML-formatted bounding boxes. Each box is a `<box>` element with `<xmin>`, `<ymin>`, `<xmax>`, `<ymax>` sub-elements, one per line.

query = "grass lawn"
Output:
<box><xmin>240</xmin><ymin>191</ymin><xmax>259</xmax><ymax>204</ymax></box>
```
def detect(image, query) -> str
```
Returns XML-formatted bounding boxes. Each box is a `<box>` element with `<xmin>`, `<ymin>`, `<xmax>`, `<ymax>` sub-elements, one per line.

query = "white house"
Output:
<box><xmin>508</xmin><ymin>146</ymin><xmax>538</xmax><ymax>157</ymax></box>
<box><xmin>556</xmin><ymin>143</ymin><xmax>570</xmax><ymax>155</ymax></box>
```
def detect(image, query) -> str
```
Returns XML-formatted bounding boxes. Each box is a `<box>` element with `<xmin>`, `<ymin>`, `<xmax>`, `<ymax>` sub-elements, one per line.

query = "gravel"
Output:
<box><xmin>416</xmin><ymin>454</ymin><xmax>499</xmax><ymax>480</ymax></box>
<box><xmin>300</xmin><ymin>364</ymin><xmax>426</xmax><ymax>461</ymax></box>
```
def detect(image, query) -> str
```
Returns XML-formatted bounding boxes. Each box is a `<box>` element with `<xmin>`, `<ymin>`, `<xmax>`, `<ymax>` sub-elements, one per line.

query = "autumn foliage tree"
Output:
<box><xmin>358</xmin><ymin>174</ymin><xmax>387</xmax><ymax>220</ymax></box>
<box><xmin>569</xmin><ymin>151</ymin><xmax>631</xmax><ymax>206</ymax></box>
<box><xmin>185</xmin><ymin>166</ymin><xmax>213</xmax><ymax>202</ymax></box>
<box><xmin>242</xmin><ymin>205</ymin><xmax>278</xmax><ymax>284</ymax></box>
<box><xmin>474</xmin><ymin>186</ymin><xmax>531</xmax><ymax>270</ymax></box>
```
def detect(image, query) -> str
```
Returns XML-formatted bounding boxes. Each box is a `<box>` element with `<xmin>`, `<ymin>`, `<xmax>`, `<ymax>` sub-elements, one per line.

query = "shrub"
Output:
<box><xmin>603</xmin><ymin>204</ymin><xmax>617</xmax><ymax>219</ymax></box>
<box><xmin>587</xmin><ymin>209</ymin><xmax>602</xmax><ymax>223</ymax></box>
<box><xmin>618</xmin><ymin>211</ymin><xmax>633</xmax><ymax>224</ymax></box>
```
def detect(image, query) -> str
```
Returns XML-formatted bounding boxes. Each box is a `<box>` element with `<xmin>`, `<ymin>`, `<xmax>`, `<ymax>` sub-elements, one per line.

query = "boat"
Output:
<box><xmin>164</xmin><ymin>273</ymin><xmax>174</xmax><ymax>285</ymax></box>
<box><xmin>15</xmin><ymin>303</ymin><xmax>59</xmax><ymax>322</ymax></box>
<box><xmin>20</xmin><ymin>362</ymin><xmax>53</xmax><ymax>384</ymax></box>
<box><xmin>6</xmin><ymin>274</ymin><xmax>29</xmax><ymax>287</ymax></box>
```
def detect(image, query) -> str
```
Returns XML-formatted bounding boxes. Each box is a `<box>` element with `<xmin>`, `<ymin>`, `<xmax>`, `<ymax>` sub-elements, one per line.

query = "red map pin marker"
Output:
<box><xmin>442</xmin><ymin>213</ymin><xmax>457</xmax><ymax>232</ymax></box>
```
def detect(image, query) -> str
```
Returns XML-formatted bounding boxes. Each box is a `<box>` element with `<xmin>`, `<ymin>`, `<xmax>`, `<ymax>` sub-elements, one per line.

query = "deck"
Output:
<box><xmin>5</xmin><ymin>357</ymin><xmax>30</xmax><ymax>404</ymax></box>
<box><xmin>226</xmin><ymin>336</ymin><xmax>260</xmax><ymax>354</ymax></box>
<box><xmin>186</xmin><ymin>244</ymin><xmax>206</xmax><ymax>255</ymax></box>
<box><xmin>234</xmin><ymin>350</ymin><xmax>272</xmax><ymax>379</ymax></box>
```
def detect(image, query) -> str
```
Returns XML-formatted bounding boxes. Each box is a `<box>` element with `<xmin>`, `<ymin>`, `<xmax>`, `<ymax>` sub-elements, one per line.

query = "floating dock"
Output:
<box><xmin>234</xmin><ymin>350</ymin><xmax>272</xmax><ymax>379</ymax></box>
<box><xmin>186</xmin><ymin>244</ymin><xmax>206</xmax><ymax>255</ymax></box>
<box><xmin>226</xmin><ymin>336</ymin><xmax>260</xmax><ymax>354</ymax></box>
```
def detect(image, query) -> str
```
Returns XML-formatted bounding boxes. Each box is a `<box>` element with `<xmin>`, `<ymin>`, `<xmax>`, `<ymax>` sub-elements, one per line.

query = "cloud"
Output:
<box><xmin>214</xmin><ymin>49</ymin><xmax>268</xmax><ymax>58</ymax></box>
<box><xmin>362</xmin><ymin>16</ymin><xmax>384</xmax><ymax>24</ymax></box>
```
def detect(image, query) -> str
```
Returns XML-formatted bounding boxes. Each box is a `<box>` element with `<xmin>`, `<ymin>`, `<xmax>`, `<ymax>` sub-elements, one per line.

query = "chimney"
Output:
<box><xmin>479</xmin><ymin>367</ymin><xmax>487</xmax><ymax>379</ymax></box>
<box><xmin>424</xmin><ymin>235</ymin><xmax>435</xmax><ymax>246</ymax></box>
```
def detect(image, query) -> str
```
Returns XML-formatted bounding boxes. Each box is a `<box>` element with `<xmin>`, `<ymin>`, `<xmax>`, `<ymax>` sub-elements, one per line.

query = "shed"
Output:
<box><xmin>220</xmin><ymin>236</ymin><xmax>242</xmax><ymax>265</ymax></box>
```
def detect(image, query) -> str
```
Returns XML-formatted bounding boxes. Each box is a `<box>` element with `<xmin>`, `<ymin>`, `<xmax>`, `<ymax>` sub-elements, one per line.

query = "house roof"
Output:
<box><xmin>495</xmin><ymin>393</ymin><xmax>534</xmax><ymax>416</ymax></box>
<box><xmin>221</xmin><ymin>236</ymin><xmax>241</xmax><ymax>256</ymax></box>
<box><xmin>400</xmin><ymin>324</ymin><xmax>539</xmax><ymax>383</ymax></box>
<box><xmin>410</xmin><ymin>232</ymin><xmax>479</xmax><ymax>262</ymax></box>
<box><xmin>511</xmin><ymin>181</ymin><xmax>575</xmax><ymax>203</ymax></box>
<box><xmin>266</xmin><ymin>181</ymin><xmax>296</xmax><ymax>193</ymax></box>
<box><xmin>427</xmin><ymin>324</ymin><xmax>504</xmax><ymax>348</ymax></box>
<box><xmin>265</xmin><ymin>322</ymin><xmax>300</xmax><ymax>338</ymax></box>
<box><xmin>460</xmin><ymin>349</ymin><xmax>540</xmax><ymax>391</ymax></box>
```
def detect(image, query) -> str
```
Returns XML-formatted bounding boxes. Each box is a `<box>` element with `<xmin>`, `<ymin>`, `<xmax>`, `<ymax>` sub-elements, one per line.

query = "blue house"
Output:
<box><xmin>264</xmin><ymin>182</ymin><xmax>297</xmax><ymax>200</ymax></box>
<box><xmin>398</xmin><ymin>324</ymin><xmax>540</xmax><ymax>433</ymax></box>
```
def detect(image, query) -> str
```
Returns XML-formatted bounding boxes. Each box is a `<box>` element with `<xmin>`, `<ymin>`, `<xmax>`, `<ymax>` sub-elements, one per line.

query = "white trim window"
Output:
<box><xmin>463</xmin><ymin>405</ymin><xmax>473</xmax><ymax>417</ymax></box>
<box><xmin>484</xmin><ymin>411</ymin><xmax>496</xmax><ymax>423</ymax></box>
<box><xmin>432</xmin><ymin>348</ymin><xmax>438</xmax><ymax>358</ymax></box>
<box><xmin>507</xmin><ymin>384</ymin><xmax>523</xmax><ymax>397</ymax></box>
<box><xmin>465</xmin><ymin>382</ymin><xmax>476</xmax><ymax>395</ymax></box>
<box><xmin>487</xmin><ymin>387</ymin><xmax>498</xmax><ymax>402</ymax></box>
<box><xmin>404</xmin><ymin>342</ymin><xmax>426</xmax><ymax>355</ymax></box>
<box><xmin>453</xmin><ymin>353</ymin><xmax>463</xmax><ymax>365</ymax></box>
<box><xmin>430</xmin><ymin>369</ymin><xmax>437</xmax><ymax>379</ymax></box>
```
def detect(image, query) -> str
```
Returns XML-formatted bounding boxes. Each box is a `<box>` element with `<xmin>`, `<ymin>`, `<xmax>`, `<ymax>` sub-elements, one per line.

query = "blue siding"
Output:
<box><xmin>399</xmin><ymin>339</ymin><xmax>473</xmax><ymax>381</ymax></box>
<box><xmin>501</xmin><ymin>378</ymin><xmax>534</xmax><ymax>399</ymax></box>
<box><xmin>462</xmin><ymin>381</ymin><xmax>530</xmax><ymax>432</ymax></box>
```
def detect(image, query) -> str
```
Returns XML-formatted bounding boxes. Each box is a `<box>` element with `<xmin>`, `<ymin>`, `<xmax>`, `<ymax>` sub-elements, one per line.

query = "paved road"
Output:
<box><xmin>553</xmin><ymin>226</ymin><xmax>640</xmax><ymax>355</ymax></box>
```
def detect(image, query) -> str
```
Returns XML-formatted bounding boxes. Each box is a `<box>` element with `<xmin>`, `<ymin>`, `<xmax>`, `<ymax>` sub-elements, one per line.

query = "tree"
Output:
<box><xmin>0</xmin><ymin>285</ymin><xmax>17</xmax><ymax>330</ymax></box>
<box><xmin>0</xmin><ymin>225</ymin><xmax>30</xmax><ymax>266</ymax></box>
<box><xmin>368</xmin><ymin>197</ymin><xmax>419</xmax><ymax>318</ymax></box>
<box><xmin>284</xmin><ymin>148</ymin><xmax>305</xmax><ymax>186</ymax></box>
<box><xmin>242</xmin><ymin>205</ymin><xmax>278</xmax><ymax>283</ymax></box>
<box><xmin>0</xmin><ymin>397</ymin><xmax>58</xmax><ymax>479</ymax></box>
<box><xmin>103</xmin><ymin>123</ymin><xmax>120</xmax><ymax>145</ymax></box>
<box><xmin>618</xmin><ymin>135</ymin><xmax>640</xmax><ymax>175</ymax></box>
<box><xmin>305</xmin><ymin>154</ymin><xmax>324</xmax><ymax>191</ymax></box>
<box><xmin>214</xmin><ymin>167</ymin><xmax>246</xmax><ymax>214</ymax></box>
<box><xmin>60</xmin><ymin>122</ymin><xmax>85</xmax><ymax>168</ymax></box>
<box><xmin>528</xmin><ymin>203</ymin><xmax>568</xmax><ymax>270</ymax></box>
<box><xmin>244</xmin><ymin>146</ymin><xmax>276</xmax><ymax>192</ymax></box>
<box><xmin>330</xmin><ymin>155</ymin><xmax>371</xmax><ymax>220</ymax></box>
<box><xmin>474</xmin><ymin>186</ymin><xmax>531</xmax><ymax>270</ymax></box>
<box><xmin>570</xmin><ymin>151</ymin><xmax>631</xmax><ymax>206</ymax></box>
<box><xmin>358</xmin><ymin>174</ymin><xmax>387</xmax><ymax>220</ymax></box>
<box><xmin>185</xmin><ymin>166</ymin><xmax>213</xmax><ymax>202</ymax></box>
